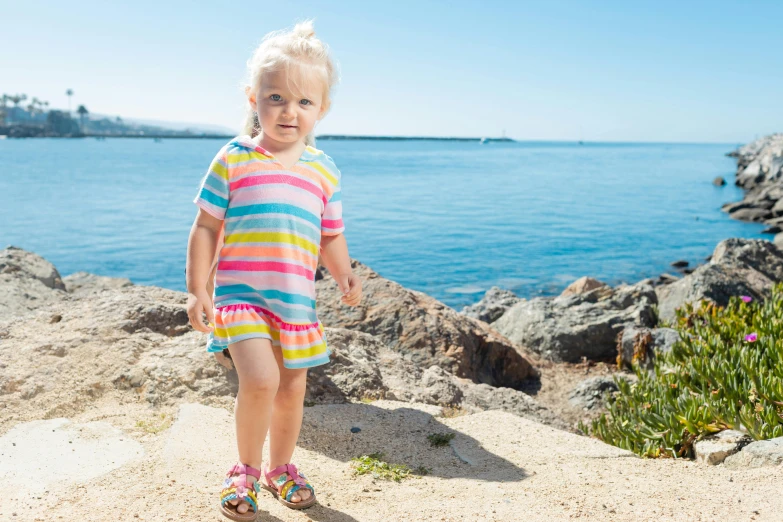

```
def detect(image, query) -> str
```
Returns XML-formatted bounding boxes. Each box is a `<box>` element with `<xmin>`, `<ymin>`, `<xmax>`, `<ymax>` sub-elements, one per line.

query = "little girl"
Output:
<box><xmin>185</xmin><ymin>21</ymin><xmax>362</xmax><ymax>520</ymax></box>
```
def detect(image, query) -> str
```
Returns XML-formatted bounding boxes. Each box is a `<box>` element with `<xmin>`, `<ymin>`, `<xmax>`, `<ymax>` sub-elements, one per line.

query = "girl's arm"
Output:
<box><xmin>206</xmin><ymin>228</ymin><xmax>224</xmax><ymax>297</ymax></box>
<box><xmin>186</xmin><ymin>209</ymin><xmax>223</xmax><ymax>331</ymax></box>
<box><xmin>320</xmin><ymin>233</ymin><xmax>362</xmax><ymax>306</ymax></box>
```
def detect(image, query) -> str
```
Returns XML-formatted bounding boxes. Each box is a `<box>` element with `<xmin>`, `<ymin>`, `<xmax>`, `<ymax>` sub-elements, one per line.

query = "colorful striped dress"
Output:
<box><xmin>193</xmin><ymin>135</ymin><xmax>344</xmax><ymax>369</ymax></box>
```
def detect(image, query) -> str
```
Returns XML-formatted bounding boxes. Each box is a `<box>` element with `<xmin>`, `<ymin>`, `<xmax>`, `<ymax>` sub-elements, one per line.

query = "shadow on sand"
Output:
<box><xmin>298</xmin><ymin>401</ymin><xmax>529</xmax><ymax>485</ymax></box>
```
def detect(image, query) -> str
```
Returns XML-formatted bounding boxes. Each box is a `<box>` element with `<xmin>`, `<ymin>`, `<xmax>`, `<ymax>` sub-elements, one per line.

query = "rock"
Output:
<box><xmin>0</xmin><ymin>246</ymin><xmax>65</xmax><ymax>290</ymax></box>
<box><xmin>729</xmin><ymin>207</ymin><xmax>772</xmax><ymax>222</ymax></box>
<box><xmin>120</xmin><ymin>303</ymin><xmax>190</xmax><ymax>337</ymax></box>
<box><xmin>721</xmin><ymin>200</ymin><xmax>755</xmax><ymax>213</ymax></box>
<box><xmin>306</xmin><ymin>329</ymin><xmax>387</xmax><ymax>404</ymax></box>
<box><xmin>0</xmin><ymin>246</ymin><xmax>68</xmax><ymax>317</ymax></box>
<box><xmin>461</xmin><ymin>286</ymin><xmax>521</xmax><ymax>324</ymax></box>
<box><xmin>671</xmin><ymin>260</ymin><xmax>689</xmax><ymax>268</ymax></box>
<box><xmin>770</xmin><ymin>199</ymin><xmax>783</xmax><ymax>218</ymax></box>
<box><xmin>763</xmin><ymin>216</ymin><xmax>783</xmax><ymax>227</ymax></box>
<box><xmin>618</xmin><ymin>327</ymin><xmax>679</xmax><ymax>369</ymax></box>
<box><xmin>775</xmin><ymin>233</ymin><xmax>783</xmax><ymax>251</ymax></box>
<box><xmin>711</xmin><ymin>238</ymin><xmax>783</xmax><ymax>279</ymax></box>
<box><xmin>723</xmin><ymin>437</ymin><xmax>783</xmax><ymax>469</ymax></box>
<box><xmin>316</xmin><ymin>260</ymin><xmax>537</xmax><ymax>388</ymax></box>
<box><xmin>656</xmin><ymin>238</ymin><xmax>783</xmax><ymax>322</ymax></box>
<box><xmin>657</xmin><ymin>273</ymin><xmax>680</xmax><ymax>285</ymax></box>
<box><xmin>568</xmin><ymin>376</ymin><xmax>619</xmax><ymax>411</ymax></box>
<box><xmin>761</xmin><ymin>226</ymin><xmax>782</xmax><ymax>235</ymax></box>
<box><xmin>493</xmin><ymin>280</ymin><xmax>657</xmax><ymax>362</ymax></box>
<box><xmin>713</xmin><ymin>176</ymin><xmax>726</xmax><ymax>186</ymax></box>
<box><xmin>725</xmin><ymin>135</ymin><xmax>783</xmax><ymax>220</ymax></box>
<box><xmin>63</xmin><ymin>272</ymin><xmax>133</xmax><ymax>295</ymax></box>
<box><xmin>736</xmin><ymin>160</ymin><xmax>764</xmax><ymax>189</ymax></box>
<box><xmin>305</xmin><ymin>328</ymin><xmax>565</xmax><ymax>429</ymax></box>
<box><xmin>0</xmin><ymin>252</ymin><xmax>558</xmax><ymax>434</ymax></box>
<box><xmin>560</xmin><ymin>277</ymin><xmax>609</xmax><ymax>297</ymax></box>
<box><xmin>693</xmin><ymin>430</ymin><xmax>752</xmax><ymax>466</ymax></box>
<box><xmin>461</xmin><ymin>383</ymin><xmax>569</xmax><ymax>430</ymax></box>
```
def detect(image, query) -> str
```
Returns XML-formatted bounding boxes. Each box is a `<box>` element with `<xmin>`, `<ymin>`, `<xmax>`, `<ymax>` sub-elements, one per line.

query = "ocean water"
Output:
<box><xmin>0</xmin><ymin>137</ymin><xmax>767</xmax><ymax>309</ymax></box>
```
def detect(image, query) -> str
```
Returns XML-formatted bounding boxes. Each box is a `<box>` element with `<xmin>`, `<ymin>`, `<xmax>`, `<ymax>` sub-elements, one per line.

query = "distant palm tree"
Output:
<box><xmin>66</xmin><ymin>89</ymin><xmax>74</xmax><ymax>114</ymax></box>
<box><xmin>77</xmin><ymin>105</ymin><xmax>89</xmax><ymax>131</ymax></box>
<box><xmin>27</xmin><ymin>97</ymin><xmax>43</xmax><ymax>117</ymax></box>
<box><xmin>10</xmin><ymin>94</ymin><xmax>27</xmax><ymax>109</ymax></box>
<box><xmin>7</xmin><ymin>94</ymin><xmax>27</xmax><ymax>124</ymax></box>
<box><xmin>0</xmin><ymin>94</ymin><xmax>7</xmax><ymax>125</ymax></box>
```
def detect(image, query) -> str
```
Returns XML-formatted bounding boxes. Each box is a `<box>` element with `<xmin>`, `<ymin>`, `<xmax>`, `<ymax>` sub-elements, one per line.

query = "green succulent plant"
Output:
<box><xmin>583</xmin><ymin>285</ymin><xmax>783</xmax><ymax>458</ymax></box>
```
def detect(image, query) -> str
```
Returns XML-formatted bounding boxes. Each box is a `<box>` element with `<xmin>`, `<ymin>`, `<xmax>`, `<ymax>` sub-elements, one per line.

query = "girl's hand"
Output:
<box><xmin>187</xmin><ymin>290</ymin><xmax>215</xmax><ymax>333</ymax></box>
<box><xmin>336</xmin><ymin>274</ymin><xmax>362</xmax><ymax>307</ymax></box>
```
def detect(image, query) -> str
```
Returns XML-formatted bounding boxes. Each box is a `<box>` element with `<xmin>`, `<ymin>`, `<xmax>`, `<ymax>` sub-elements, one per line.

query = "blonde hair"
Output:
<box><xmin>242</xmin><ymin>20</ymin><xmax>338</xmax><ymax>147</ymax></box>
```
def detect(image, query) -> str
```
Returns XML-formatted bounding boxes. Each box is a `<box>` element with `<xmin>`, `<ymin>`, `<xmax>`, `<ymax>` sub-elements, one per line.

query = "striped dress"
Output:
<box><xmin>194</xmin><ymin>135</ymin><xmax>344</xmax><ymax>369</ymax></box>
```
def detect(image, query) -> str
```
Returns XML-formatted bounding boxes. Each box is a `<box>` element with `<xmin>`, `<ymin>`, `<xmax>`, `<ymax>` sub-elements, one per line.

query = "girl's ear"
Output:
<box><xmin>245</xmin><ymin>86</ymin><xmax>256</xmax><ymax>108</ymax></box>
<box><xmin>318</xmin><ymin>101</ymin><xmax>330</xmax><ymax>120</ymax></box>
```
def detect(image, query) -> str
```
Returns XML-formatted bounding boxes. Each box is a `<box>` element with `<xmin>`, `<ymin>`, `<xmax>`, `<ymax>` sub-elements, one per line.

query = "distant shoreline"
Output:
<box><xmin>2</xmin><ymin>132</ymin><xmax>514</xmax><ymax>142</ymax></box>
<box><xmin>317</xmin><ymin>135</ymin><xmax>514</xmax><ymax>142</ymax></box>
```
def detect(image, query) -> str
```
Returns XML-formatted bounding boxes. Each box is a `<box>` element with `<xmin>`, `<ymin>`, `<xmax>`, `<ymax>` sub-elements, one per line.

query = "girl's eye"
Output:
<box><xmin>300</xmin><ymin>99</ymin><xmax>311</xmax><ymax>106</ymax></box>
<box><xmin>269</xmin><ymin>94</ymin><xmax>282</xmax><ymax>102</ymax></box>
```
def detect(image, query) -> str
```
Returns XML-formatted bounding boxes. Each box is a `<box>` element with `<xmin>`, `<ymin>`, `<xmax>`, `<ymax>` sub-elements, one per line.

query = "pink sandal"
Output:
<box><xmin>260</xmin><ymin>462</ymin><xmax>317</xmax><ymax>510</ymax></box>
<box><xmin>219</xmin><ymin>463</ymin><xmax>262</xmax><ymax>521</ymax></box>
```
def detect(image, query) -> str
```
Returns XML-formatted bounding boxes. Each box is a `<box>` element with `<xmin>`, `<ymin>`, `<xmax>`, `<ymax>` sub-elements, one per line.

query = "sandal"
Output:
<box><xmin>219</xmin><ymin>463</ymin><xmax>262</xmax><ymax>521</ymax></box>
<box><xmin>260</xmin><ymin>462</ymin><xmax>317</xmax><ymax>510</ymax></box>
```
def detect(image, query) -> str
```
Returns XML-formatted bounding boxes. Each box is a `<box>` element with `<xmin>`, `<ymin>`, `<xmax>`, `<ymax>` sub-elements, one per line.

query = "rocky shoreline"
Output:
<box><xmin>721</xmin><ymin>133</ymin><xmax>783</xmax><ymax>246</ymax></box>
<box><xmin>2</xmin><ymin>135</ymin><xmax>783</xmax><ymax>520</ymax></box>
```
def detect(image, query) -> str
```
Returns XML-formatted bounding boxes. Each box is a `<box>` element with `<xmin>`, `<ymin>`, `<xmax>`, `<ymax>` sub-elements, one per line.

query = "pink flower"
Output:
<box><xmin>741</xmin><ymin>296</ymin><xmax>753</xmax><ymax>303</ymax></box>
<box><xmin>745</xmin><ymin>333</ymin><xmax>758</xmax><ymax>342</ymax></box>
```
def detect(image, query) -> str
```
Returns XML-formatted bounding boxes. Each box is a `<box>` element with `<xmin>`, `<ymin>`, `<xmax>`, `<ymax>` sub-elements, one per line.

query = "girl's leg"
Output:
<box><xmin>226</xmin><ymin>337</ymin><xmax>279</xmax><ymax>514</ymax></box>
<box><xmin>267</xmin><ymin>346</ymin><xmax>311</xmax><ymax>503</ymax></box>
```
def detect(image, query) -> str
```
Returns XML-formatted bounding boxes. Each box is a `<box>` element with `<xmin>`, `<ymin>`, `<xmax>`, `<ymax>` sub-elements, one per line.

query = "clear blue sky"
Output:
<box><xmin>2</xmin><ymin>0</ymin><xmax>781</xmax><ymax>142</ymax></box>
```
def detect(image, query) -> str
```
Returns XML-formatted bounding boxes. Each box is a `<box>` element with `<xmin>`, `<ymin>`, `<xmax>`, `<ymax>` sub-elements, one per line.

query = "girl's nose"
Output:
<box><xmin>282</xmin><ymin>103</ymin><xmax>296</xmax><ymax>118</ymax></box>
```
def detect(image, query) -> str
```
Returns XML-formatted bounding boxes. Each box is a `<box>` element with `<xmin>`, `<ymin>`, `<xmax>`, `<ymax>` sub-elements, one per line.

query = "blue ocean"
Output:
<box><xmin>0</xmin><ymin>138</ymin><xmax>766</xmax><ymax>309</ymax></box>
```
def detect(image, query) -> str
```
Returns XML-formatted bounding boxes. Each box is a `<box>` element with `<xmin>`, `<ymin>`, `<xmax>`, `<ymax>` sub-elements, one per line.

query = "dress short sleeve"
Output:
<box><xmin>194</xmin><ymin>146</ymin><xmax>230</xmax><ymax>220</ymax></box>
<box><xmin>321</xmin><ymin>155</ymin><xmax>345</xmax><ymax>236</ymax></box>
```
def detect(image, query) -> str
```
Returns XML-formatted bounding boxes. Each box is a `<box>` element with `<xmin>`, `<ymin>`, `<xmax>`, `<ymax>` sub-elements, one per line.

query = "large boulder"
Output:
<box><xmin>461</xmin><ymin>286</ymin><xmax>521</xmax><ymax>324</ymax></box>
<box><xmin>315</xmin><ymin>260</ymin><xmax>537</xmax><ymax>389</ymax></box>
<box><xmin>656</xmin><ymin>239</ymin><xmax>783</xmax><ymax>322</ymax></box>
<box><xmin>493</xmin><ymin>280</ymin><xmax>657</xmax><ymax>362</ymax></box>
<box><xmin>0</xmin><ymin>246</ymin><xmax>68</xmax><ymax>316</ymax></box>
<box><xmin>0</xmin><ymin>278</ymin><xmax>567</xmax><ymax>432</ymax></box>
<box><xmin>306</xmin><ymin>327</ymin><xmax>567</xmax><ymax>429</ymax></box>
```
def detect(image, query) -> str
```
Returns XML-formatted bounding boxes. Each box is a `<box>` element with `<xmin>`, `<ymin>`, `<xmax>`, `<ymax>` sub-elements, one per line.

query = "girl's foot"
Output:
<box><xmin>261</xmin><ymin>463</ymin><xmax>317</xmax><ymax>510</ymax></box>
<box><xmin>227</xmin><ymin>473</ymin><xmax>258</xmax><ymax>514</ymax></box>
<box><xmin>219</xmin><ymin>463</ymin><xmax>261</xmax><ymax>521</ymax></box>
<box><xmin>268</xmin><ymin>469</ymin><xmax>311</xmax><ymax>503</ymax></box>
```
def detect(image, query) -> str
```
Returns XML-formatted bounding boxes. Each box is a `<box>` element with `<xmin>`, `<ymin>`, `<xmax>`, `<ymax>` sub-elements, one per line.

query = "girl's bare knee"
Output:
<box><xmin>276</xmin><ymin>369</ymin><xmax>307</xmax><ymax>398</ymax></box>
<box><xmin>230</xmin><ymin>338</ymin><xmax>280</xmax><ymax>398</ymax></box>
<box><xmin>240</xmin><ymin>373</ymin><xmax>279</xmax><ymax>398</ymax></box>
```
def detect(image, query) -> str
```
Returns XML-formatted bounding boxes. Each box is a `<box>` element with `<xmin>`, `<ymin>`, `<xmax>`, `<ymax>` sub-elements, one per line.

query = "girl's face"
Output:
<box><xmin>250</xmin><ymin>68</ymin><xmax>327</xmax><ymax>147</ymax></box>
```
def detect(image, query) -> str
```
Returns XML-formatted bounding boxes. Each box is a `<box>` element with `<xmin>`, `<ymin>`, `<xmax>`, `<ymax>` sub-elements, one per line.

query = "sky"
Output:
<box><xmin>2</xmin><ymin>0</ymin><xmax>782</xmax><ymax>142</ymax></box>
